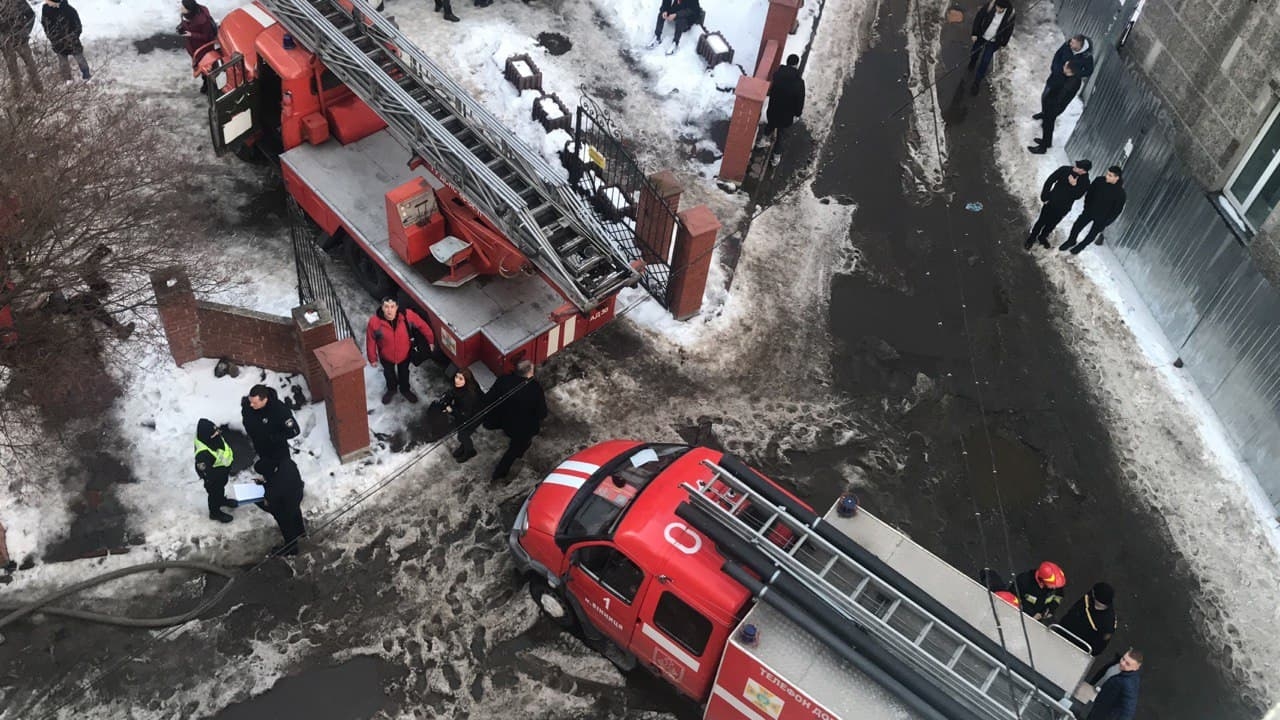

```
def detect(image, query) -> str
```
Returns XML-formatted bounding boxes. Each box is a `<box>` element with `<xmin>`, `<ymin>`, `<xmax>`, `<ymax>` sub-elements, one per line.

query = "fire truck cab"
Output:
<box><xmin>197</xmin><ymin>1</ymin><xmax>636</xmax><ymax>379</ymax></box>
<box><xmin>510</xmin><ymin>441</ymin><xmax>1097</xmax><ymax>720</ymax></box>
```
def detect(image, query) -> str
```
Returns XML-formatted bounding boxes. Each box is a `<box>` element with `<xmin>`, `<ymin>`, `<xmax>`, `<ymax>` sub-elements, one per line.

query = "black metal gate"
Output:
<box><xmin>289</xmin><ymin>199</ymin><xmax>356</xmax><ymax>341</ymax></box>
<box><xmin>570</xmin><ymin>93</ymin><xmax>686</xmax><ymax>307</ymax></box>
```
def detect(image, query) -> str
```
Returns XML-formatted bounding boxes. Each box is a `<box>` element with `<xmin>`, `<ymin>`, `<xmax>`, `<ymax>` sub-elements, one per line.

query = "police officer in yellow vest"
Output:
<box><xmin>195</xmin><ymin>418</ymin><xmax>239</xmax><ymax>523</ymax></box>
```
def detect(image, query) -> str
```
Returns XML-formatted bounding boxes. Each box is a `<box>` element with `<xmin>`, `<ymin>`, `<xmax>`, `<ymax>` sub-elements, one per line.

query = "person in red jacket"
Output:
<box><xmin>177</xmin><ymin>0</ymin><xmax>216</xmax><ymax>91</ymax></box>
<box><xmin>366</xmin><ymin>297</ymin><xmax>434</xmax><ymax>405</ymax></box>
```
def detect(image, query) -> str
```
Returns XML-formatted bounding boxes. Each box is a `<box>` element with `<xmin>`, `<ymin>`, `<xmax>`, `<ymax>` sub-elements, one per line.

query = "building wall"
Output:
<box><xmin>1125</xmin><ymin>1</ymin><xmax>1280</xmax><ymax>280</ymax></box>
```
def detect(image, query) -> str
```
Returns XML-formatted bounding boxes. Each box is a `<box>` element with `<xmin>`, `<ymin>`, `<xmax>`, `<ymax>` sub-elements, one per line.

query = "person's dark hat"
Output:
<box><xmin>1075</xmin><ymin>159</ymin><xmax>1092</xmax><ymax>171</ymax></box>
<box><xmin>1092</xmin><ymin>582</ymin><xmax>1115</xmax><ymax>605</ymax></box>
<box><xmin>1108</xmin><ymin>165</ymin><xmax>1123</xmax><ymax>177</ymax></box>
<box><xmin>995</xmin><ymin>0</ymin><xmax>1012</xmax><ymax>8</ymax></box>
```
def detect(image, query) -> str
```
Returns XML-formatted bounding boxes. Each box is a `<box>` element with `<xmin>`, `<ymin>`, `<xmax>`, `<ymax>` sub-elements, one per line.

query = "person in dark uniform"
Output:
<box><xmin>1055</xmin><ymin>581</ymin><xmax>1116</xmax><ymax>656</ymax></box>
<box><xmin>756</xmin><ymin>54</ymin><xmax>806</xmax><ymax>168</ymax></box>
<box><xmin>241</xmin><ymin>384</ymin><xmax>300</xmax><ymax>473</ymax></box>
<box><xmin>257</xmin><ymin>456</ymin><xmax>306</xmax><ymax>556</ymax></box>
<box><xmin>1060</xmin><ymin>166</ymin><xmax>1126</xmax><ymax>254</ymax></box>
<box><xmin>1027</xmin><ymin>59</ymin><xmax>1082</xmax><ymax>154</ymax></box>
<box><xmin>483</xmin><ymin>359</ymin><xmax>548</xmax><ymax>480</ymax></box>
<box><xmin>1026</xmin><ymin>159</ymin><xmax>1091</xmax><ymax>249</ymax></box>
<box><xmin>1009</xmin><ymin>561</ymin><xmax>1066</xmax><ymax>621</ymax></box>
<box><xmin>441</xmin><ymin>367</ymin><xmax>482</xmax><ymax>463</ymax></box>
<box><xmin>194</xmin><ymin>418</ymin><xmax>238</xmax><ymax>523</ymax></box>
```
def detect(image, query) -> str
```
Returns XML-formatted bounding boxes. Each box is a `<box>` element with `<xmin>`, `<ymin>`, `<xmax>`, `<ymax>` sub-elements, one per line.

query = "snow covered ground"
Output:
<box><xmin>991</xmin><ymin>1</ymin><xmax>1280</xmax><ymax>705</ymax></box>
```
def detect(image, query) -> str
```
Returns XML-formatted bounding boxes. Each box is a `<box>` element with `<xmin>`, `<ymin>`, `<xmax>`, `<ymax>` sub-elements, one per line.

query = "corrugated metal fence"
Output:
<box><xmin>1057</xmin><ymin>0</ymin><xmax>1280</xmax><ymax>509</ymax></box>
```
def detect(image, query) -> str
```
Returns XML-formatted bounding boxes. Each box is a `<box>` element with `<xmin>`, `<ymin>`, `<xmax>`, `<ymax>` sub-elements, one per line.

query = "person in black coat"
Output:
<box><xmin>1086</xmin><ymin>649</ymin><xmax>1142</xmax><ymax>720</ymax></box>
<box><xmin>241</xmin><ymin>384</ymin><xmax>300</xmax><ymax>473</ymax></box>
<box><xmin>257</xmin><ymin>456</ymin><xmax>306</xmax><ymax>556</ymax></box>
<box><xmin>195</xmin><ymin>418</ymin><xmax>239</xmax><ymax>523</ymax></box>
<box><xmin>647</xmin><ymin>0</ymin><xmax>701</xmax><ymax>53</ymax></box>
<box><xmin>968</xmin><ymin>0</ymin><xmax>1015</xmax><ymax>93</ymax></box>
<box><xmin>1028</xmin><ymin>60</ymin><xmax>1081</xmax><ymax>153</ymax></box>
<box><xmin>1060</xmin><ymin>166</ymin><xmax>1126</xmax><ymax>254</ymax></box>
<box><xmin>40</xmin><ymin>0</ymin><xmax>90</xmax><ymax>81</ymax></box>
<box><xmin>440</xmin><ymin>367</ymin><xmax>482</xmax><ymax>463</ymax></box>
<box><xmin>482</xmin><ymin>359</ymin><xmax>548</xmax><ymax>480</ymax></box>
<box><xmin>1055</xmin><ymin>581</ymin><xmax>1116</xmax><ymax>656</ymax></box>
<box><xmin>756</xmin><ymin>54</ymin><xmax>806</xmax><ymax>167</ymax></box>
<box><xmin>1041</xmin><ymin>34</ymin><xmax>1094</xmax><ymax>87</ymax></box>
<box><xmin>1</xmin><ymin>0</ymin><xmax>42</xmax><ymax>98</ymax></box>
<box><xmin>1026</xmin><ymin>159</ymin><xmax>1091</xmax><ymax>249</ymax></box>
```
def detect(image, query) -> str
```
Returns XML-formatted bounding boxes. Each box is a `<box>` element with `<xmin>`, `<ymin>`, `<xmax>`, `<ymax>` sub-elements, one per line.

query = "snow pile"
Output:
<box><xmin>992</xmin><ymin>1</ymin><xmax>1280</xmax><ymax>706</ymax></box>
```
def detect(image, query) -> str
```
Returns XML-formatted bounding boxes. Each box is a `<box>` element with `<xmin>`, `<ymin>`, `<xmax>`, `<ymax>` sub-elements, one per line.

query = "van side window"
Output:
<box><xmin>575</xmin><ymin>546</ymin><xmax>644</xmax><ymax>603</ymax></box>
<box><xmin>653</xmin><ymin>592</ymin><xmax>712</xmax><ymax>655</ymax></box>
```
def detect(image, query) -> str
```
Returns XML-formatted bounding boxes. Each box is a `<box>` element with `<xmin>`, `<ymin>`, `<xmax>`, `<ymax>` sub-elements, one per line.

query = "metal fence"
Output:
<box><xmin>289</xmin><ymin>200</ymin><xmax>356</xmax><ymax>342</ymax></box>
<box><xmin>1058</xmin><ymin>0</ymin><xmax>1280</xmax><ymax>508</ymax></box>
<box><xmin>570</xmin><ymin>92</ymin><xmax>685</xmax><ymax>307</ymax></box>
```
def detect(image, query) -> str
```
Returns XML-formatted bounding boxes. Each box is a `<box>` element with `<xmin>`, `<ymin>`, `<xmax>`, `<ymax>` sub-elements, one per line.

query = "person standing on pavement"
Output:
<box><xmin>440</xmin><ymin>367</ymin><xmax>482</xmax><ymax>463</ymax></box>
<box><xmin>40</xmin><ymin>0</ymin><xmax>90</xmax><ymax>82</ymax></box>
<box><xmin>1025</xmin><ymin>159</ymin><xmax>1091</xmax><ymax>249</ymax></box>
<box><xmin>1028</xmin><ymin>60</ymin><xmax>1081</xmax><ymax>154</ymax></box>
<box><xmin>647</xmin><ymin>0</ymin><xmax>701</xmax><ymax>55</ymax></box>
<box><xmin>1009</xmin><ymin>561</ymin><xmax>1066</xmax><ymax>621</ymax></box>
<box><xmin>1039</xmin><ymin>34</ymin><xmax>1094</xmax><ymax>90</ymax></box>
<box><xmin>241</xmin><ymin>384</ymin><xmax>300</xmax><ymax>473</ymax></box>
<box><xmin>365</xmin><ymin>297</ymin><xmax>435</xmax><ymax>405</ymax></box>
<box><xmin>756</xmin><ymin>54</ymin><xmax>806</xmax><ymax>168</ymax></box>
<box><xmin>257</xmin><ymin>456</ymin><xmax>306</xmax><ymax>556</ymax></box>
<box><xmin>1055</xmin><ymin>581</ymin><xmax>1116</xmax><ymax>656</ymax></box>
<box><xmin>194</xmin><ymin>418</ymin><xmax>239</xmax><ymax>524</ymax></box>
<box><xmin>968</xmin><ymin>0</ymin><xmax>1015</xmax><ymax>95</ymax></box>
<box><xmin>1086</xmin><ymin>648</ymin><xmax>1142</xmax><ymax>720</ymax></box>
<box><xmin>1</xmin><ymin>0</ymin><xmax>43</xmax><ymax>98</ymax></box>
<box><xmin>483</xmin><ymin>359</ymin><xmax>547</xmax><ymax>480</ymax></box>
<box><xmin>1060</xmin><ymin>166</ymin><xmax>1125</xmax><ymax>254</ymax></box>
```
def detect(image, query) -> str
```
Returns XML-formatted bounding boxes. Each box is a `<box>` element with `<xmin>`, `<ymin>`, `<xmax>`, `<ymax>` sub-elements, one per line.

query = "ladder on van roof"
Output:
<box><xmin>256</xmin><ymin>0</ymin><xmax>638</xmax><ymax>312</ymax></box>
<box><xmin>683</xmin><ymin>461</ymin><xmax>1076</xmax><ymax>720</ymax></box>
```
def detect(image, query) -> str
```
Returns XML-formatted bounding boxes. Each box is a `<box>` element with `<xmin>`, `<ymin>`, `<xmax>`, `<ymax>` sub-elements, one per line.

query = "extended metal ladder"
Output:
<box><xmin>257</xmin><ymin>0</ymin><xmax>638</xmax><ymax>312</ymax></box>
<box><xmin>682</xmin><ymin>461</ymin><xmax>1076</xmax><ymax>720</ymax></box>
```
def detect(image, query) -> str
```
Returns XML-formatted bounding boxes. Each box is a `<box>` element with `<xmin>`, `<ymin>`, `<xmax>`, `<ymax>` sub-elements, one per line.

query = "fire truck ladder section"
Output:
<box><xmin>681</xmin><ymin>461</ymin><xmax>1076</xmax><ymax>720</ymax></box>
<box><xmin>260</xmin><ymin>0</ymin><xmax>638</xmax><ymax>312</ymax></box>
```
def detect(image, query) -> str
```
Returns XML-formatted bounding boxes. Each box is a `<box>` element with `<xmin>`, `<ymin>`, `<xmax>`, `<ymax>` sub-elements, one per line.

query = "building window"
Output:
<box><xmin>652</xmin><ymin>592</ymin><xmax>713</xmax><ymax>655</ymax></box>
<box><xmin>1225</xmin><ymin>102</ymin><xmax>1280</xmax><ymax>231</ymax></box>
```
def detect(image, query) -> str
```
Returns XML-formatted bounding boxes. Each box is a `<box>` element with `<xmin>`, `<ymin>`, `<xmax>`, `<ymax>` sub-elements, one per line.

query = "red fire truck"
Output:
<box><xmin>509</xmin><ymin>441</ymin><xmax>1098</xmax><ymax>720</ymax></box>
<box><xmin>196</xmin><ymin>0</ymin><xmax>639</xmax><ymax>380</ymax></box>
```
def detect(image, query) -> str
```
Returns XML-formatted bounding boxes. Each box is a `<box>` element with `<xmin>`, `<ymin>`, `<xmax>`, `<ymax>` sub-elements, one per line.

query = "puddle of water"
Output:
<box><xmin>210</xmin><ymin>656</ymin><xmax>393</xmax><ymax>720</ymax></box>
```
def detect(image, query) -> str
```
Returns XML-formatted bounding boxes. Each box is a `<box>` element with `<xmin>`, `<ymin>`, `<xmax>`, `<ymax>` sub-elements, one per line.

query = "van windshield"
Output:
<box><xmin>558</xmin><ymin>444</ymin><xmax>689</xmax><ymax>541</ymax></box>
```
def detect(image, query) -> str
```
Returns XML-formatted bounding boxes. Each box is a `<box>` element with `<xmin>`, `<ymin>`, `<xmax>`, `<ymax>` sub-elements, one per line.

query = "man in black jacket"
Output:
<box><xmin>1</xmin><ymin>0</ymin><xmax>42</xmax><ymax>98</ymax></box>
<box><xmin>258</xmin><ymin>456</ymin><xmax>306</xmax><ymax>556</ymax></box>
<box><xmin>194</xmin><ymin>418</ymin><xmax>239</xmax><ymax>523</ymax></box>
<box><xmin>1028</xmin><ymin>60</ymin><xmax>1081</xmax><ymax>154</ymax></box>
<box><xmin>1060</xmin><ymin>166</ymin><xmax>1126</xmax><ymax>254</ymax></box>
<box><xmin>1086</xmin><ymin>649</ymin><xmax>1142</xmax><ymax>720</ymax></box>
<box><xmin>756</xmin><ymin>54</ymin><xmax>806</xmax><ymax>168</ymax></box>
<box><xmin>241</xmin><ymin>384</ymin><xmax>300</xmax><ymax>473</ymax></box>
<box><xmin>1055</xmin><ymin>581</ymin><xmax>1116</xmax><ymax>657</ymax></box>
<box><xmin>483</xmin><ymin>359</ymin><xmax>548</xmax><ymax>481</ymax></box>
<box><xmin>1026</xmin><ymin>159</ymin><xmax>1091</xmax><ymax>249</ymax></box>
<box><xmin>647</xmin><ymin>0</ymin><xmax>701</xmax><ymax>54</ymax></box>
<box><xmin>968</xmin><ymin>0</ymin><xmax>1015</xmax><ymax>94</ymax></box>
<box><xmin>40</xmin><ymin>0</ymin><xmax>90</xmax><ymax>81</ymax></box>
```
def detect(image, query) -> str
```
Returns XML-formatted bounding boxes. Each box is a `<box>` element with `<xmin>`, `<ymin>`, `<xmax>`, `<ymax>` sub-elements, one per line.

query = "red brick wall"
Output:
<box><xmin>195</xmin><ymin>301</ymin><xmax>302</xmax><ymax>374</ymax></box>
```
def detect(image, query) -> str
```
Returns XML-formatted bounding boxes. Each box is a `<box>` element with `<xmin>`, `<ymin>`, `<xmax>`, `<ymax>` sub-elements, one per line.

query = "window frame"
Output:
<box><xmin>573</xmin><ymin>545</ymin><xmax>645</xmax><ymax>605</ymax></box>
<box><xmin>1223</xmin><ymin>101</ymin><xmax>1280</xmax><ymax>231</ymax></box>
<box><xmin>651</xmin><ymin>591</ymin><xmax>714</xmax><ymax>657</ymax></box>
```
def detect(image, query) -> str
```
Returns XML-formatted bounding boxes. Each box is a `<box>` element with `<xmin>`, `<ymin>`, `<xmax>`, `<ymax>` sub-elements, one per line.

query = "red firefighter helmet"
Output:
<box><xmin>994</xmin><ymin>590</ymin><xmax>1020</xmax><ymax>608</ymax></box>
<box><xmin>1035</xmin><ymin>561</ymin><xmax>1066</xmax><ymax>589</ymax></box>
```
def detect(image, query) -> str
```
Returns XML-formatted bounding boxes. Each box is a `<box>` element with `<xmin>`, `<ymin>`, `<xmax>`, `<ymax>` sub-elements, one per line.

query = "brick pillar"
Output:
<box><xmin>755</xmin><ymin>38</ymin><xmax>781</xmax><ymax>79</ymax></box>
<box><xmin>719</xmin><ymin>76</ymin><xmax>770</xmax><ymax>183</ymax></box>
<box><xmin>314</xmin><ymin>339</ymin><xmax>370</xmax><ymax>462</ymax></box>
<box><xmin>758</xmin><ymin>0</ymin><xmax>802</xmax><ymax>81</ymax></box>
<box><xmin>636</xmin><ymin>170</ymin><xmax>683</xmax><ymax>266</ymax></box>
<box><xmin>667</xmin><ymin>206</ymin><xmax>722</xmax><ymax>321</ymax></box>
<box><xmin>150</xmin><ymin>267</ymin><xmax>202</xmax><ymax>365</ymax></box>
<box><xmin>292</xmin><ymin>304</ymin><xmax>337</xmax><ymax>403</ymax></box>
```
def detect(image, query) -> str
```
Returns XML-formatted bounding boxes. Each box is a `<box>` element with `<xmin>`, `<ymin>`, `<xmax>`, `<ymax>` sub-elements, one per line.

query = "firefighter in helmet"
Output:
<box><xmin>1009</xmin><ymin>561</ymin><xmax>1066</xmax><ymax>621</ymax></box>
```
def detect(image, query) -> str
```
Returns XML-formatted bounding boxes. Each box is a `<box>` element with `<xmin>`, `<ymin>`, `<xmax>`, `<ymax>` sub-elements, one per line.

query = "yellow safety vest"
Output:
<box><xmin>194</xmin><ymin>437</ymin><xmax>234</xmax><ymax>468</ymax></box>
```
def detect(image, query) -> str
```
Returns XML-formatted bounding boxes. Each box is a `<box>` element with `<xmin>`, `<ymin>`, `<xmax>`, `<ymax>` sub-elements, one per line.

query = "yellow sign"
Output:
<box><xmin>744</xmin><ymin>679</ymin><xmax>785</xmax><ymax>719</ymax></box>
<box><xmin>587</xmin><ymin>146</ymin><xmax>607</xmax><ymax>170</ymax></box>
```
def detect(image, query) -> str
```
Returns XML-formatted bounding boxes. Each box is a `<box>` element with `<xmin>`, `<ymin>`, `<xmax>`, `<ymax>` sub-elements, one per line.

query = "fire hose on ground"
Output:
<box><xmin>0</xmin><ymin>560</ymin><xmax>237</xmax><ymax>645</ymax></box>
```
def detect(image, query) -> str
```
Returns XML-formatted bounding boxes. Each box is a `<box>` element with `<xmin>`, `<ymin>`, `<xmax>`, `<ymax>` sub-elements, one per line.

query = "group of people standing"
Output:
<box><xmin>0</xmin><ymin>0</ymin><xmax>90</xmax><ymax>97</ymax></box>
<box><xmin>984</xmin><ymin>562</ymin><xmax>1141</xmax><ymax>720</ymax></box>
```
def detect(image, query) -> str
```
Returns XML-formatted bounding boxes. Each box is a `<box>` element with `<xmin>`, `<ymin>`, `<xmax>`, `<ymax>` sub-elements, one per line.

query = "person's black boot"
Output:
<box><xmin>382</xmin><ymin>390</ymin><xmax>396</xmax><ymax>405</ymax></box>
<box><xmin>210</xmin><ymin>509</ymin><xmax>233</xmax><ymax>523</ymax></box>
<box><xmin>443</xmin><ymin>10</ymin><xmax>461</xmax><ymax>20</ymax></box>
<box><xmin>401</xmin><ymin>388</ymin><xmax>419</xmax><ymax>403</ymax></box>
<box><xmin>220</xmin><ymin>498</ymin><xmax>238</xmax><ymax>509</ymax></box>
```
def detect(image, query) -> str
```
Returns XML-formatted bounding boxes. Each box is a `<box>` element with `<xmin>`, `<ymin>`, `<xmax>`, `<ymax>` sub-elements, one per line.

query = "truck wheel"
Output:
<box><xmin>529</xmin><ymin>577</ymin><xmax>577</xmax><ymax>630</ymax></box>
<box><xmin>343</xmin><ymin>233</ymin><xmax>393</xmax><ymax>300</ymax></box>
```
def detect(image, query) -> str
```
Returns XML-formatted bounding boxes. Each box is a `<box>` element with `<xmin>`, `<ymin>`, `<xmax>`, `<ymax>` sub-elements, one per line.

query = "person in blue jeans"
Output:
<box><xmin>968</xmin><ymin>0</ymin><xmax>1015</xmax><ymax>95</ymax></box>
